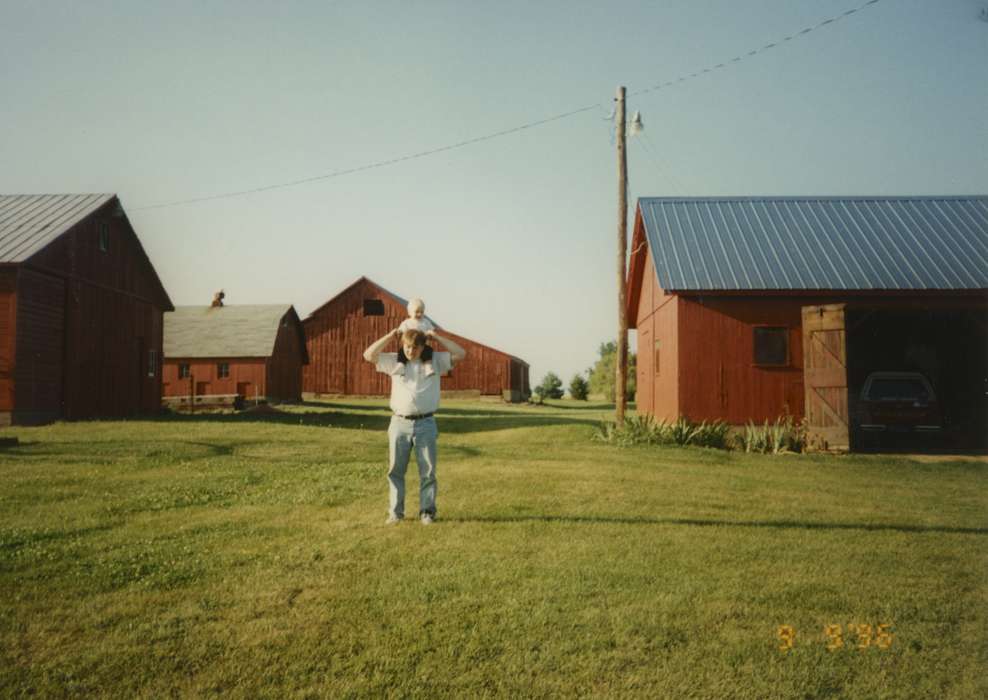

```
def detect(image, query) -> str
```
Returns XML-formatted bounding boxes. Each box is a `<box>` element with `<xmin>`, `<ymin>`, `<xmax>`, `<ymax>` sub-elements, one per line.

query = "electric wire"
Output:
<box><xmin>629</xmin><ymin>0</ymin><xmax>881</xmax><ymax>98</ymax></box>
<box><xmin>135</xmin><ymin>0</ymin><xmax>882</xmax><ymax>211</ymax></box>
<box><xmin>134</xmin><ymin>104</ymin><xmax>602</xmax><ymax>211</ymax></box>
<box><xmin>635</xmin><ymin>133</ymin><xmax>692</xmax><ymax>196</ymax></box>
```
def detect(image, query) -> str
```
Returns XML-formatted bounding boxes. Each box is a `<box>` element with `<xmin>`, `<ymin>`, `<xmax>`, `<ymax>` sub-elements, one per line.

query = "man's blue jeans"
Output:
<box><xmin>387</xmin><ymin>416</ymin><xmax>438</xmax><ymax>519</ymax></box>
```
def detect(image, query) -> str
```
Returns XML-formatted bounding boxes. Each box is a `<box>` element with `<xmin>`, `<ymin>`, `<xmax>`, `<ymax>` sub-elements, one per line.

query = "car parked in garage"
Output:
<box><xmin>854</xmin><ymin>371</ymin><xmax>943</xmax><ymax>448</ymax></box>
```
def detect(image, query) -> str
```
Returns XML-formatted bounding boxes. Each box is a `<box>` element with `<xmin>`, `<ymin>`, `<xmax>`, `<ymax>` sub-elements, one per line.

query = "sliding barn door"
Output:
<box><xmin>802</xmin><ymin>304</ymin><xmax>849</xmax><ymax>451</ymax></box>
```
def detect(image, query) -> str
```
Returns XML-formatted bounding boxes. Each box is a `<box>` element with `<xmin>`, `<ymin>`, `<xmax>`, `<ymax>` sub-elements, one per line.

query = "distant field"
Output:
<box><xmin>1</xmin><ymin>399</ymin><xmax>986</xmax><ymax>698</ymax></box>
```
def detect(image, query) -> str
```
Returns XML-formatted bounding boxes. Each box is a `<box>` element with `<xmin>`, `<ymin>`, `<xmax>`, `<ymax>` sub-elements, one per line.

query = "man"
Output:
<box><xmin>363</xmin><ymin>327</ymin><xmax>466</xmax><ymax>525</ymax></box>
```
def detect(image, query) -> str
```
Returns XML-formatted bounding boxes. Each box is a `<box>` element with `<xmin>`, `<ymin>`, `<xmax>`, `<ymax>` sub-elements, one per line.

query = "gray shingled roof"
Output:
<box><xmin>638</xmin><ymin>196</ymin><xmax>988</xmax><ymax>291</ymax></box>
<box><xmin>0</xmin><ymin>194</ymin><xmax>115</xmax><ymax>263</ymax></box>
<box><xmin>164</xmin><ymin>305</ymin><xmax>294</xmax><ymax>358</ymax></box>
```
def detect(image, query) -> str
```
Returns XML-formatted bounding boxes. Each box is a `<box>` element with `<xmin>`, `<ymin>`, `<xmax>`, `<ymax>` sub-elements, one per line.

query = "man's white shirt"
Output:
<box><xmin>376</xmin><ymin>352</ymin><xmax>452</xmax><ymax>415</ymax></box>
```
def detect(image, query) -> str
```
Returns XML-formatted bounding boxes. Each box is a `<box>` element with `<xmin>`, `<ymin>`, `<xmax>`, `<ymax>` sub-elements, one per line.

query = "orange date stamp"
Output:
<box><xmin>777</xmin><ymin>623</ymin><xmax>893</xmax><ymax>651</ymax></box>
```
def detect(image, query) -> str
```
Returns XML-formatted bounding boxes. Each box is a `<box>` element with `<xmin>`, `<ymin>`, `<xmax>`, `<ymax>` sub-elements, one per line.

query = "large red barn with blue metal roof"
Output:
<box><xmin>627</xmin><ymin>196</ymin><xmax>988</xmax><ymax>451</ymax></box>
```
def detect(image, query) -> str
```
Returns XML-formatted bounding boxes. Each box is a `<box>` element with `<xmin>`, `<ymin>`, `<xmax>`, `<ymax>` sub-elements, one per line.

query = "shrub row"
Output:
<box><xmin>592</xmin><ymin>415</ymin><xmax>806</xmax><ymax>453</ymax></box>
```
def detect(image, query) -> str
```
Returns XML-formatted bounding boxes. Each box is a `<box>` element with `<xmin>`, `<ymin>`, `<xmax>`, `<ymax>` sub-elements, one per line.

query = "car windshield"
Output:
<box><xmin>867</xmin><ymin>378</ymin><xmax>929</xmax><ymax>401</ymax></box>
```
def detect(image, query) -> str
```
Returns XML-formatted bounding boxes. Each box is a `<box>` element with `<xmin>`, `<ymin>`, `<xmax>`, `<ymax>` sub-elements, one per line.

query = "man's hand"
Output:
<box><xmin>430</xmin><ymin>333</ymin><xmax>466</xmax><ymax>363</ymax></box>
<box><xmin>364</xmin><ymin>330</ymin><xmax>399</xmax><ymax>364</ymax></box>
<box><xmin>425</xmin><ymin>330</ymin><xmax>436</xmax><ymax>339</ymax></box>
<box><xmin>393</xmin><ymin>327</ymin><xmax>403</xmax><ymax>339</ymax></box>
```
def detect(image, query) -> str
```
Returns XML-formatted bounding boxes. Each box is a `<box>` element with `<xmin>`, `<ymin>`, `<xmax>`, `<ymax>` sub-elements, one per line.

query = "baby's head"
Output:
<box><xmin>407</xmin><ymin>298</ymin><xmax>425</xmax><ymax>320</ymax></box>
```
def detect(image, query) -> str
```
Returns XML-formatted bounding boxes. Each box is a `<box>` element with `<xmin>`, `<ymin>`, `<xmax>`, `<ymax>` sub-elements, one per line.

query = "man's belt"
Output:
<box><xmin>393</xmin><ymin>412</ymin><xmax>434</xmax><ymax>420</ymax></box>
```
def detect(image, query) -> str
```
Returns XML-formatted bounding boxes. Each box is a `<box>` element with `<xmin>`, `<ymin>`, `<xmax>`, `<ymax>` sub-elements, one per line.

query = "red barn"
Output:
<box><xmin>627</xmin><ymin>196</ymin><xmax>988</xmax><ymax>450</ymax></box>
<box><xmin>163</xmin><ymin>304</ymin><xmax>308</xmax><ymax>404</ymax></box>
<box><xmin>303</xmin><ymin>277</ymin><xmax>530</xmax><ymax>400</ymax></box>
<box><xmin>0</xmin><ymin>194</ymin><xmax>173</xmax><ymax>425</ymax></box>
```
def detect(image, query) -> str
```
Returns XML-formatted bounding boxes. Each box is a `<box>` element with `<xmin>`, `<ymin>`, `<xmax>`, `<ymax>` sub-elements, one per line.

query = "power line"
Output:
<box><xmin>134</xmin><ymin>104</ymin><xmax>602</xmax><ymax>211</ymax></box>
<box><xmin>635</xmin><ymin>133</ymin><xmax>692</xmax><ymax>195</ymax></box>
<box><xmin>135</xmin><ymin>0</ymin><xmax>882</xmax><ymax>211</ymax></box>
<box><xmin>630</xmin><ymin>0</ymin><xmax>881</xmax><ymax>98</ymax></box>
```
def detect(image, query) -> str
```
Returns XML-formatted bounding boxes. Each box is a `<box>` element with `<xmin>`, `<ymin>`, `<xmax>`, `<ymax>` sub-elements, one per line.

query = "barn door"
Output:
<box><xmin>136</xmin><ymin>337</ymin><xmax>145</xmax><ymax>414</ymax></box>
<box><xmin>0</xmin><ymin>289</ymin><xmax>14</xmax><ymax>413</ymax></box>
<box><xmin>802</xmin><ymin>304</ymin><xmax>849</xmax><ymax>451</ymax></box>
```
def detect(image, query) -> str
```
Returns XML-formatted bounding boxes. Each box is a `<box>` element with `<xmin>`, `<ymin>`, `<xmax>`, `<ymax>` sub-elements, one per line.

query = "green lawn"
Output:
<box><xmin>1</xmin><ymin>399</ymin><xmax>986</xmax><ymax>698</ymax></box>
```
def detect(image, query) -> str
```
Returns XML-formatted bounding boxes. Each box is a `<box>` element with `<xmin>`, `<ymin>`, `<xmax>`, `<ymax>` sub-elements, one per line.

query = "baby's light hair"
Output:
<box><xmin>407</xmin><ymin>298</ymin><xmax>425</xmax><ymax>313</ymax></box>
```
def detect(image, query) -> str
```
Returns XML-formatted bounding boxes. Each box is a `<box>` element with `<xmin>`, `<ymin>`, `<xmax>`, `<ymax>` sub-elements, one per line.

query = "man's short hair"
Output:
<box><xmin>401</xmin><ymin>329</ymin><xmax>426</xmax><ymax>347</ymax></box>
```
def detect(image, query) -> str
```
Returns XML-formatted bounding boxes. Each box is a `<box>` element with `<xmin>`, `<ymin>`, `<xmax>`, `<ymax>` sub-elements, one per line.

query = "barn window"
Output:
<box><xmin>179</xmin><ymin>363</ymin><xmax>190</xmax><ymax>379</ymax></box>
<box><xmin>654</xmin><ymin>339</ymin><xmax>661</xmax><ymax>375</ymax></box>
<box><xmin>363</xmin><ymin>299</ymin><xmax>385</xmax><ymax>316</ymax></box>
<box><xmin>217</xmin><ymin>362</ymin><xmax>230</xmax><ymax>378</ymax></box>
<box><xmin>147</xmin><ymin>349</ymin><xmax>157</xmax><ymax>377</ymax></box>
<box><xmin>753</xmin><ymin>327</ymin><xmax>789</xmax><ymax>366</ymax></box>
<box><xmin>98</xmin><ymin>222</ymin><xmax>109</xmax><ymax>252</ymax></box>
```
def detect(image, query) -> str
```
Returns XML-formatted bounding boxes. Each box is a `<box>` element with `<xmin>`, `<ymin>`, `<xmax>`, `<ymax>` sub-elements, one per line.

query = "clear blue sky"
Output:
<box><xmin>2</xmin><ymin>1</ymin><xmax>985</xmax><ymax>387</ymax></box>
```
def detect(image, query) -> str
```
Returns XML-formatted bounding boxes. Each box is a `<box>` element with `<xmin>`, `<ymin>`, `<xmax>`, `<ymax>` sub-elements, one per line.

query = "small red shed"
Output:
<box><xmin>0</xmin><ymin>194</ymin><xmax>173</xmax><ymax>425</ymax></box>
<box><xmin>627</xmin><ymin>196</ymin><xmax>988</xmax><ymax>450</ymax></box>
<box><xmin>163</xmin><ymin>304</ymin><xmax>308</xmax><ymax>403</ymax></box>
<box><xmin>303</xmin><ymin>276</ymin><xmax>530</xmax><ymax>400</ymax></box>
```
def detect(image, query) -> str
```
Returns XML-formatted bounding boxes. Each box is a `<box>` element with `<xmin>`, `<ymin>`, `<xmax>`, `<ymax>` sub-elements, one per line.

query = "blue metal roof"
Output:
<box><xmin>637</xmin><ymin>196</ymin><xmax>988</xmax><ymax>291</ymax></box>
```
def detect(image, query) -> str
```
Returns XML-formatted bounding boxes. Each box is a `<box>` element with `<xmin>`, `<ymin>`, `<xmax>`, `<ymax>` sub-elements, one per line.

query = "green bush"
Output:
<box><xmin>591</xmin><ymin>415</ymin><xmax>730</xmax><ymax>449</ymax></box>
<box><xmin>593</xmin><ymin>415</ymin><xmax>806</xmax><ymax>454</ymax></box>
<box><xmin>534</xmin><ymin>372</ymin><xmax>564</xmax><ymax>400</ymax></box>
<box><xmin>736</xmin><ymin>416</ymin><xmax>806</xmax><ymax>454</ymax></box>
<box><xmin>587</xmin><ymin>342</ymin><xmax>636</xmax><ymax>401</ymax></box>
<box><xmin>669</xmin><ymin>417</ymin><xmax>732</xmax><ymax>449</ymax></box>
<box><xmin>591</xmin><ymin>415</ymin><xmax>664</xmax><ymax>447</ymax></box>
<box><xmin>568</xmin><ymin>374</ymin><xmax>589</xmax><ymax>401</ymax></box>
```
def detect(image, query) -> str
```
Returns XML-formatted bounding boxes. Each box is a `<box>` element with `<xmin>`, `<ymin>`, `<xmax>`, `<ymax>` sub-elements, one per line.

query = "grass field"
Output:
<box><xmin>1</xmin><ymin>398</ymin><xmax>986</xmax><ymax>698</ymax></box>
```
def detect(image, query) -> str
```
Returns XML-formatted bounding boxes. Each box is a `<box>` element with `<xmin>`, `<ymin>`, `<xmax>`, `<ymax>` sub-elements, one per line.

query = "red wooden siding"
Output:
<box><xmin>677</xmin><ymin>296</ymin><xmax>805</xmax><ymax>424</ymax></box>
<box><xmin>302</xmin><ymin>280</ymin><xmax>403</xmax><ymax>394</ymax></box>
<box><xmin>634</xmin><ymin>250</ymin><xmax>679</xmax><ymax>421</ymax></box>
<box><xmin>303</xmin><ymin>278</ymin><xmax>529</xmax><ymax>397</ymax></box>
<box><xmin>162</xmin><ymin>310</ymin><xmax>306</xmax><ymax>402</ymax></box>
<box><xmin>1</xmin><ymin>197</ymin><xmax>170</xmax><ymax>424</ymax></box>
<box><xmin>26</xmin><ymin>203</ymin><xmax>169</xmax><ymax>308</ymax></box>
<box><xmin>267</xmin><ymin>311</ymin><xmax>305</xmax><ymax>401</ymax></box>
<box><xmin>636</xmin><ymin>286</ymin><xmax>988</xmax><ymax>425</ymax></box>
<box><xmin>163</xmin><ymin>359</ymin><xmax>266</xmax><ymax>399</ymax></box>
<box><xmin>13</xmin><ymin>268</ymin><xmax>65</xmax><ymax>423</ymax></box>
<box><xmin>62</xmin><ymin>277</ymin><xmax>163</xmax><ymax>420</ymax></box>
<box><xmin>0</xmin><ymin>270</ymin><xmax>18</xmax><ymax>416</ymax></box>
<box><xmin>671</xmin><ymin>295</ymin><xmax>988</xmax><ymax>425</ymax></box>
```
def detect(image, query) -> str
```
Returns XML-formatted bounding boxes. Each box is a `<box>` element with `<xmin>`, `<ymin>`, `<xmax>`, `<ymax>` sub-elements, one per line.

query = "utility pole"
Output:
<box><xmin>615</xmin><ymin>86</ymin><xmax>628</xmax><ymax>427</ymax></box>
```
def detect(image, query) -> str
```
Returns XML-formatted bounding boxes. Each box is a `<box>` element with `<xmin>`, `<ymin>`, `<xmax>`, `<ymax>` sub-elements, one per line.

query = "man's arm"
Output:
<box><xmin>429</xmin><ymin>332</ymin><xmax>466</xmax><ymax>364</ymax></box>
<box><xmin>363</xmin><ymin>328</ymin><xmax>400</xmax><ymax>364</ymax></box>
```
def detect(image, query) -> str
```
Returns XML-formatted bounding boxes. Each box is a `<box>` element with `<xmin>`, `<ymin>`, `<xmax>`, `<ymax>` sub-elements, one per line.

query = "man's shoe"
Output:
<box><xmin>385</xmin><ymin>514</ymin><xmax>402</xmax><ymax>525</ymax></box>
<box><xmin>420</xmin><ymin>513</ymin><xmax>435</xmax><ymax>525</ymax></box>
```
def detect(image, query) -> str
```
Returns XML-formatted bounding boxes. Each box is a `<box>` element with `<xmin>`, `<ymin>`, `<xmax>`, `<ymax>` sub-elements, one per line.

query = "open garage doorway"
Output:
<box><xmin>803</xmin><ymin>303</ymin><xmax>988</xmax><ymax>453</ymax></box>
<box><xmin>846</xmin><ymin>306</ymin><xmax>988</xmax><ymax>452</ymax></box>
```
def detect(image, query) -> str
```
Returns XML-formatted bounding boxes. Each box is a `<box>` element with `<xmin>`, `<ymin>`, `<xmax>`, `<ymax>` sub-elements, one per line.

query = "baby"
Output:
<box><xmin>395</xmin><ymin>297</ymin><xmax>436</xmax><ymax>376</ymax></box>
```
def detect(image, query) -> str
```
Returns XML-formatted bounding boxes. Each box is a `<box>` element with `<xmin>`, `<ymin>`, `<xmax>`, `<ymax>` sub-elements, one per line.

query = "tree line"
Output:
<box><xmin>533</xmin><ymin>341</ymin><xmax>636</xmax><ymax>402</ymax></box>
